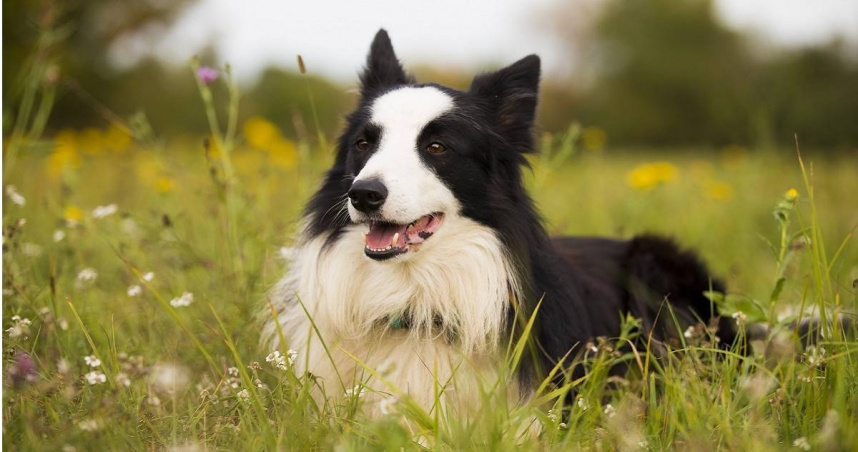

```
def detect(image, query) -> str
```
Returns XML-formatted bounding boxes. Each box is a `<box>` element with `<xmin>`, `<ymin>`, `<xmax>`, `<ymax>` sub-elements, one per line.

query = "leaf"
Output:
<box><xmin>769</xmin><ymin>277</ymin><xmax>785</xmax><ymax>303</ymax></box>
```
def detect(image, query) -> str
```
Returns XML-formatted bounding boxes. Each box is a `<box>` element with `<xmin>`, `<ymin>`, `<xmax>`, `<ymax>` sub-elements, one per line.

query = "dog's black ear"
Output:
<box><xmin>360</xmin><ymin>29</ymin><xmax>411</xmax><ymax>95</ymax></box>
<box><xmin>469</xmin><ymin>55</ymin><xmax>541</xmax><ymax>146</ymax></box>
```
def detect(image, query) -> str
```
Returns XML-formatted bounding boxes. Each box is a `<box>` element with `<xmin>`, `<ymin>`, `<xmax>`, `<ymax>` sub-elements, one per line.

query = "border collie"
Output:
<box><xmin>263</xmin><ymin>29</ymin><xmax>734</xmax><ymax>415</ymax></box>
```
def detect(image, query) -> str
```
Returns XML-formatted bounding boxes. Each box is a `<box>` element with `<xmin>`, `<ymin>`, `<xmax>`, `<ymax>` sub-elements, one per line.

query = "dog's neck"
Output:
<box><xmin>294</xmin><ymin>214</ymin><xmax>520</xmax><ymax>355</ymax></box>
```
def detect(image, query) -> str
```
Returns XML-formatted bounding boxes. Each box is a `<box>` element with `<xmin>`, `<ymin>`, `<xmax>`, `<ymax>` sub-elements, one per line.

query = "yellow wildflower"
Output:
<box><xmin>105</xmin><ymin>124</ymin><xmax>133</xmax><ymax>152</ymax></box>
<box><xmin>243</xmin><ymin>116</ymin><xmax>281</xmax><ymax>150</ymax></box>
<box><xmin>54</xmin><ymin>129</ymin><xmax>77</xmax><ymax>153</ymax></box>
<box><xmin>786</xmin><ymin>188</ymin><xmax>799</xmax><ymax>200</ymax></box>
<box><xmin>47</xmin><ymin>132</ymin><xmax>82</xmax><ymax>178</ymax></box>
<box><xmin>582</xmin><ymin>126</ymin><xmax>607</xmax><ymax>152</ymax></box>
<box><xmin>64</xmin><ymin>206</ymin><xmax>84</xmax><ymax>225</ymax></box>
<box><xmin>77</xmin><ymin>128</ymin><xmax>105</xmax><ymax>155</ymax></box>
<box><xmin>156</xmin><ymin>177</ymin><xmax>175</xmax><ymax>193</ymax></box>
<box><xmin>626</xmin><ymin>161</ymin><xmax>678</xmax><ymax>191</ymax></box>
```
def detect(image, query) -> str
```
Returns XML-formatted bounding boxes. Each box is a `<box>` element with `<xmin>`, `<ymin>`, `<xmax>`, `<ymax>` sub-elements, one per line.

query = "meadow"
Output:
<box><xmin>3</xmin><ymin>91</ymin><xmax>857</xmax><ymax>449</ymax></box>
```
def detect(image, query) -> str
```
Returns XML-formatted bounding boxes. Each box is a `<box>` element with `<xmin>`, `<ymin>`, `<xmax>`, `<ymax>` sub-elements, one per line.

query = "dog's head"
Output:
<box><xmin>307</xmin><ymin>29</ymin><xmax>541</xmax><ymax>261</ymax></box>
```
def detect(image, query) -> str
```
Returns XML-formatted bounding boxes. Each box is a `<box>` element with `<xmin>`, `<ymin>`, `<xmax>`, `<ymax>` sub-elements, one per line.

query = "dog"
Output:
<box><xmin>262</xmin><ymin>29</ymin><xmax>734</xmax><ymax>415</ymax></box>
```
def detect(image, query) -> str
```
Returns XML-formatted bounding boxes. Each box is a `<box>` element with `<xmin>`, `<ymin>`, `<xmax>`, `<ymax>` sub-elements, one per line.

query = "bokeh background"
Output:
<box><xmin>4</xmin><ymin>0</ymin><xmax>858</xmax><ymax>148</ymax></box>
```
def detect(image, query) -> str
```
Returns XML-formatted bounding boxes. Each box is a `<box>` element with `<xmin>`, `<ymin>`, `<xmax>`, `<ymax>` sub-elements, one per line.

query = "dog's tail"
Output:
<box><xmin>623</xmin><ymin>235</ymin><xmax>855</xmax><ymax>350</ymax></box>
<box><xmin>622</xmin><ymin>234</ymin><xmax>737</xmax><ymax>347</ymax></box>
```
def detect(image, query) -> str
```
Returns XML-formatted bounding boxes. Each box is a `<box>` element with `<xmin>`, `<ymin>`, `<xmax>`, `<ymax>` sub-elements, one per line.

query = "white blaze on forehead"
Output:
<box><xmin>370</xmin><ymin>86</ymin><xmax>454</xmax><ymax>130</ymax></box>
<box><xmin>351</xmin><ymin>86</ymin><xmax>458</xmax><ymax>224</ymax></box>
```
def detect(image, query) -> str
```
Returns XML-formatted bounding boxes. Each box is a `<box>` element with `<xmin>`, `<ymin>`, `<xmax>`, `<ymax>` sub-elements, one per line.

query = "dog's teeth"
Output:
<box><xmin>391</xmin><ymin>233</ymin><xmax>399</xmax><ymax>247</ymax></box>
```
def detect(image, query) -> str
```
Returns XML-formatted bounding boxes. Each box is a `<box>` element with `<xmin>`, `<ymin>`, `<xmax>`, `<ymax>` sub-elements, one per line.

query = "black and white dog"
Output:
<box><xmin>264</xmin><ymin>30</ymin><xmax>734</xmax><ymax>414</ymax></box>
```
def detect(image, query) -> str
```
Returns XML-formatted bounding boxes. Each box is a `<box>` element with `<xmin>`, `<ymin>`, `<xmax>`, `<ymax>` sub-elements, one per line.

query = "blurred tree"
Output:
<box><xmin>3</xmin><ymin>0</ymin><xmax>195</xmax><ymax>136</ymax></box>
<box><xmin>757</xmin><ymin>41</ymin><xmax>858</xmax><ymax>149</ymax></box>
<box><xmin>544</xmin><ymin>0</ymin><xmax>858</xmax><ymax>150</ymax></box>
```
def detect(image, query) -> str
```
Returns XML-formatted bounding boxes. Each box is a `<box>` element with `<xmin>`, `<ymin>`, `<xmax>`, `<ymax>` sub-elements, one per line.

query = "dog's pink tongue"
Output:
<box><xmin>366</xmin><ymin>223</ymin><xmax>408</xmax><ymax>249</ymax></box>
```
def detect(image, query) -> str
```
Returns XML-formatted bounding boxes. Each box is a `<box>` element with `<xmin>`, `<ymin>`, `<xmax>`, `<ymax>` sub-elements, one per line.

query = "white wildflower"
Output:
<box><xmin>77</xmin><ymin>418</ymin><xmax>103</xmax><ymax>431</ymax></box>
<box><xmin>84</xmin><ymin>371</ymin><xmax>107</xmax><ymax>385</ymax></box>
<box><xmin>547</xmin><ymin>409</ymin><xmax>558</xmax><ymax>422</ymax></box>
<box><xmin>732</xmin><ymin>311</ymin><xmax>747</xmax><ymax>326</ymax></box>
<box><xmin>169</xmin><ymin>292</ymin><xmax>194</xmax><ymax>307</ymax></box>
<box><xmin>559</xmin><ymin>422</ymin><xmax>568</xmax><ymax>429</ymax></box>
<box><xmin>683</xmin><ymin>326</ymin><xmax>696</xmax><ymax>339</ymax></box>
<box><xmin>265</xmin><ymin>351</ymin><xmax>289</xmax><ymax>371</ymax></box>
<box><xmin>5</xmin><ymin>185</ymin><xmax>25</xmax><ymax>206</ymax></box>
<box><xmin>227</xmin><ymin>366</ymin><xmax>239</xmax><ymax>377</ymax></box>
<box><xmin>236</xmin><ymin>389</ymin><xmax>250</xmax><ymax>402</ymax></box>
<box><xmin>793</xmin><ymin>437</ymin><xmax>810</xmax><ymax>451</ymax></box>
<box><xmin>142</xmin><ymin>272</ymin><xmax>155</xmax><ymax>281</ymax></box>
<box><xmin>604</xmin><ymin>403</ymin><xmax>616</xmax><ymax>418</ymax></box>
<box><xmin>805</xmin><ymin>346</ymin><xmax>826</xmax><ymax>366</ymax></box>
<box><xmin>577</xmin><ymin>397</ymin><xmax>590</xmax><ymax>411</ymax></box>
<box><xmin>150</xmin><ymin>363</ymin><xmax>190</xmax><ymax>394</ymax></box>
<box><xmin>84</xmin><ymin>355</ymin><xmax>101</xmax><ymax>368</ymax></box>
<box><xmin>287</xmin><ymin>349</ymin><xmax>297</xmax><ymax>366</ymax></box>
<box><xmin>21</xmin><ymin>242</ymin><xmax>43</xmax><ymax>257</ymax></box>
<box><xmin>58</xmin><ymin>317</ymin><xmax>69</xmax><ymax>331</ymax></box>
<box><xmin>116</xmin><ymin>372</ymin><xmax>132</xmax><ymax>387</ymax></box>
<box><xmin>345</xmin><ymin>385</ymin><xmax>365</xmax><ymax>398</ymax></box>
<box><xmin>6</xmin><ymin>315</ymin><xmax>32</xmax><ymax>338</ymax></box>
<box><xmin>91</xmin><ymin>204</ymin><xmax>118</xmax><ymax>219</ymax></box>
<box><xmin>254</xmin><ymin>379</ymin><xmax>268</xmax><ymax>390</ymax></box>
<box><xmin>127</xmin><ymin>285</ymin><xmax>143</xmax><ymax>297</ymax></box>
<box><xmin>57</xmin><ymin>358</ymin><xmax>71</xmax><ymax>374</ymax></box>
<box><xmin>53</xmin><ymin>229</ymin><xmax>66</xmax><ymax>242</ymax></box>
<box><xmin>77</xmin><ymin>268</ymin><xmax>98</xmax><ymax>284</ymax></box>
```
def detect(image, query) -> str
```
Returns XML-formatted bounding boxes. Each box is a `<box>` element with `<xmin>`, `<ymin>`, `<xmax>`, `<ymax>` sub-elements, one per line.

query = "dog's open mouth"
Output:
<box><xmin>364</xmin><ymin>213</ymin><xmax>445</xmax><ymax>260</ymax></box>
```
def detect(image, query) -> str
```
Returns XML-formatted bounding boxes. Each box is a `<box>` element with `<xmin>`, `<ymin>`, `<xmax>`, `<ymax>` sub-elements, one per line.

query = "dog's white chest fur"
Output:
<box><xmin>264</xmin><ymin>216</ymin><xmax>519</xmax><ymax>413</ymax></box>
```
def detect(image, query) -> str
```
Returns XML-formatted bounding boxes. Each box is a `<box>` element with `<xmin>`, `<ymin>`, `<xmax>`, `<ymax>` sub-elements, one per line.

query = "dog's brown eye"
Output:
<box><xmin>426</xmin><ymin>142</ymin><xmax>446</xmax><ymax>154</ymax></box>
<box><xmin>356</xmin><ymin>139</ymin><xmax>369</xmax><ymax>151</ymax></box>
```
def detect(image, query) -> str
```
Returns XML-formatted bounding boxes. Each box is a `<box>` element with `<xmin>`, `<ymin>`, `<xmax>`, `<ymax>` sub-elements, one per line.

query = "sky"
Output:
<box><xmin>118</xmin><ymin>0</ymin><xmax>858</xmax><ymax>83</ymax></box>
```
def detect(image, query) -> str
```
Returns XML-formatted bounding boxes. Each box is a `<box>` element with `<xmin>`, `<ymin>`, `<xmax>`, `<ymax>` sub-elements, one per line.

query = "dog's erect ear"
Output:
<box><xmin>469</xmin><ymin>55</ymin><xmax>541</xmax><ymax>146</ymax></box>
<box><xmin>360</xmin><ymin>29</ymin><xmax>411</xmax><ymax>95</ymax></box>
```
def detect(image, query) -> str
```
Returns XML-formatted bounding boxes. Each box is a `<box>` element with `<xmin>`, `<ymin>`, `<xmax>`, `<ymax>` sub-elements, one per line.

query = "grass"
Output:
<box><xmin>3</xmin><ymin>80</ymin><xmax>857</xmax><ymax>450</ymax></box>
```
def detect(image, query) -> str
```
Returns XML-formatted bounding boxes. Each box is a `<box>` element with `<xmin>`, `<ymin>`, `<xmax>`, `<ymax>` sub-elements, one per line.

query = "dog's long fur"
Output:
<box><xmin>262</xmin><ymin>30</ymin><xmax>734</xmax><ymax>415</ymax></box>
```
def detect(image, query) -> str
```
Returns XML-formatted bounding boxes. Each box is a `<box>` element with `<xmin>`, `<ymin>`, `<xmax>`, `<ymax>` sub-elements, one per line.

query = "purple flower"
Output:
<box><xmin>8</xmin><ymin>352</ymin><xmax>38</xmax><ymax>386</ymax></box>
<box><xmin>196</xmin><ymin>66</ymin><xmax>220</xmax><ymax>85</ymax></box>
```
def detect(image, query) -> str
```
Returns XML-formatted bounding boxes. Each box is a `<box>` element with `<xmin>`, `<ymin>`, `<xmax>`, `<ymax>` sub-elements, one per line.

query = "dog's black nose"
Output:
<box><xmin>348</xmin><ymin>179</ymin><xmax>388</xmax><ymax>213</ymax></box>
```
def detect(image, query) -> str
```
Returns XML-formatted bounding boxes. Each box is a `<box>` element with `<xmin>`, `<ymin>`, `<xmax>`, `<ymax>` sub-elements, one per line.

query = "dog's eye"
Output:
<box><xmin>356</xmin><ymin>139</ymin><xmax>370</xmax><ymax>151</ymax></box>
<box><xmin>426</xmin><ymin>142</ymin><xmax>446</xmax><ymax>154</ymax></box>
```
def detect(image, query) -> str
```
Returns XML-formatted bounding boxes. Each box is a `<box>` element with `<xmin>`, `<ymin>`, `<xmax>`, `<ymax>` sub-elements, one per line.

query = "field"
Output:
<box><xmin>3</xmin><ymin>114</ymin><xmax>857</xmax><ymax>450</ymax></box>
